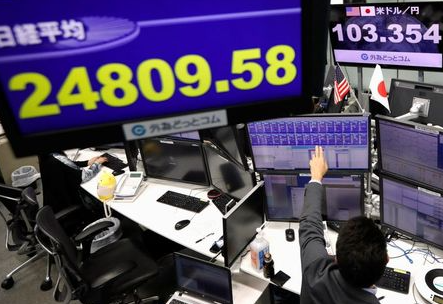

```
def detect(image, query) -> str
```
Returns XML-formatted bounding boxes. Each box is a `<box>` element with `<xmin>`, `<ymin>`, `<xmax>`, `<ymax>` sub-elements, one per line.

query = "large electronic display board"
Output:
<box><xmin>0</xmin><ymin>0</ymin><xmax>329</xmax><ymax>156</ymax></box>
<box><xmin>330</xmin><ymin>2</ymin><xmax>443</xmax><ymax>69</ymax></box>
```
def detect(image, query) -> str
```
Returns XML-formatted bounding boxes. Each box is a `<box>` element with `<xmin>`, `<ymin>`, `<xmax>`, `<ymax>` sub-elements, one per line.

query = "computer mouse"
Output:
<box><xmin>175</xmin><ymin>219</ymin><xmax>191</xmax><ymax>230</ymax></box>
<box><xmin>285</xmin><ymin>228</ymin><xmax>295</xmax><ymax>242</ymax></box>
<box><xmin>207</xmin><ymin>189</ymin><xmax>221</xmax><ymax>199</ymax></box>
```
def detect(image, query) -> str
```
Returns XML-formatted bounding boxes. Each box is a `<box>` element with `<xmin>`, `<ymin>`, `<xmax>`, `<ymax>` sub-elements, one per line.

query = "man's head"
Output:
<box><xmin>336</xmin><ymin>216</ymin><xmax>388</xmax><ymax>288</ymax></box>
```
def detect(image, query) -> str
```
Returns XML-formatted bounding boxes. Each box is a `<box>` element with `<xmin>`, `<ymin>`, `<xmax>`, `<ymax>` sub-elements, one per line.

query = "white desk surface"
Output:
<box><xmin>76</xmin><ymin>148</ymin><xmax>267</xmax><ymax>303</ymax></box>
<box><xmin>240</xmin><ymin>221</ymin><xmax>443</xmax><ymax>303</ymax></box>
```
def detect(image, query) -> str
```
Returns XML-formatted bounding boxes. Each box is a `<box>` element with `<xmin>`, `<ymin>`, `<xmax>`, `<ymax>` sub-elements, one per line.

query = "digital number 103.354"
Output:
<box><xmin>9</xmin><ymin>44</ymin><xmax>297</xmax><ymax>120</ymax></box>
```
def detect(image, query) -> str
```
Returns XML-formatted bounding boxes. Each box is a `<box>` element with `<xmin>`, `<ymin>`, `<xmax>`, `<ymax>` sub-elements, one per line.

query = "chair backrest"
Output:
<box><xmin>35</xmin><ymin>206</ymin><xmax>80</xmax><ymax>274</ymax></box>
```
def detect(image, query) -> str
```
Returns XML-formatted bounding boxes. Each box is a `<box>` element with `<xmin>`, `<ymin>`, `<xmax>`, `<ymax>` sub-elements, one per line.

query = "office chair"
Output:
<box><xmin>35</xmin><ymin>205</ymin><xmax>169</xmax><ymax>304</ymax></box>
<box><xmin>0</xmin><ymin>183</ymin><xmax>51</xmax><ymax>290</ymax></box>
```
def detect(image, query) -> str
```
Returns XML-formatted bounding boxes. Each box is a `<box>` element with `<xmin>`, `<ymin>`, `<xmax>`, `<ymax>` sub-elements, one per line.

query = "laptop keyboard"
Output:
<box><xmin>212</xmin><ymin>193</ymin><xmax>236</xmax><ymax>215</ymax></box>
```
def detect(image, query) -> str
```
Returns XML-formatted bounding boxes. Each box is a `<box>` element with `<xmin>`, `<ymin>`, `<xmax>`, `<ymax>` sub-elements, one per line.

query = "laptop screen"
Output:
<box><xmin>175</xmin><ymin>253</ymin><xmax>233</xmax><ymax>304</ymax></box>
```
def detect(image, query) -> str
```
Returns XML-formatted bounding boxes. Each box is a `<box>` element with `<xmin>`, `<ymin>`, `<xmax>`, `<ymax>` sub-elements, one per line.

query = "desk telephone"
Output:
<box><xmin>114</xmin><ymin>172</ymin><xmax>143</xmax><ymax>197</ymax></box>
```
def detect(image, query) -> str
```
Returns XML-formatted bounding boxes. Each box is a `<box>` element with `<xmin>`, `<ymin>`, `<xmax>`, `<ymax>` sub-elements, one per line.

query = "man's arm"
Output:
<box><xmin>299</xmin><ymin>146</ymin><xmax>329</xmax><ymax>271</ymax></box>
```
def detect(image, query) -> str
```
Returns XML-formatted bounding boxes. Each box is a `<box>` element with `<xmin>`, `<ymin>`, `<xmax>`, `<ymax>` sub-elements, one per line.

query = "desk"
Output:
<box><xmin>76</xmin><ymin>148</ymin><xmax>267</xmax><ymax>303</ymax></box>
<box><xmin>240</xmin><ymin>221</ymin><xmax>443</xmax><ymax>303</ymax></box>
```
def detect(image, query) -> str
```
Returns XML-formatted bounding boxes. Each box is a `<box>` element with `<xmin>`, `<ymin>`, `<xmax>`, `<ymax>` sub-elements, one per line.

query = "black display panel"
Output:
<box><xmin>0</xmin><ymin>0</ymin><xmax>330</xmax><ymax>157</ymax></box>
<box><xmin>380</xmin><ymin>175</ymin><xmax>443</xmax><ymax>250</ymax></box>
<box><xmin>174</xmin><ymin>252</ymin><xmax>233</xmax><ymax>304</ymax></box>
<box><xmin>247</xmin><ymin>114</ymin><xmax>370</xmax><ymax>172</ymax></box>
<box><xmin>376</xmin><ymin>115</ymin><xmax>443</xmax><ymax>193</ymax></box>
<box><xmin>138</xmin><ymin>137</ymin><xmax>209</xmax><ymax>186</ymax></box>
<box><xmin>223</xmin><ymin>182</ymin><xmax>265</xmax><ymax>267</ymax></box>
<box><xmin>330</xmin><ymin>2</ymin><xmax>443</xmax><ymax>70</ymax></box>
<box><xmin>203</xmin><ymin>143</ymin><xmax>255</xmax><ymax>201</ymax></box>
<box><xmin>388</xmin><ymin>79</ymin><xmax>443</xmax><ymax>127</ymax></box>
<box><xmin>263</xmin><ymin>173</ymin><xmax>363</xmax><ymax>222</ymax></box>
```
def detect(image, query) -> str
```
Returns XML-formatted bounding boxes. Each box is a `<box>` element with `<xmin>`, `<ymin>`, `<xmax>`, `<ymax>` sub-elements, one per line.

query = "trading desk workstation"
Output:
<box><xmin>72</xmin><ymin>112</ymin><xmax>443</xmax><ymax>304</ymax></box>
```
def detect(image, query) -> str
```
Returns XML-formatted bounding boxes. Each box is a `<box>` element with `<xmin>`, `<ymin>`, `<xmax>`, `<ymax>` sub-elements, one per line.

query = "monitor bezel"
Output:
<box><xmin>0</xmin><ymin>0</ymin><xmax>330</xmax><ymax>157</ymax></box>
<box><xmin>222</xmin><ymin>182</ymin><xmax>265</xmax><ymax>268</ymax></box>
<box><xmin>202</xmin><ymin>141</ymin><xmax>257</xmax><ymax>201</ymax></box>
<box><xmin>262</xmin><ymin>172</ymin><xmax>365</xmax><ymax>223</ymax></box>
<box><xmin>138</xmin><ymin>137</ymin><xmax>211</xmax><ymax>187</ymax></box>
<box><xmin>173</xmin><ymin>252</ymin><xmax>233</xmax><ymax>304</ymax></box>
<box><xmin>246</xmin><ymin>113</ymin><xmax>372</xmax><ymax>173</ymax></box>
<box><xmin>329</xmin><ymin>3</ymin><xmax>443</xmax><ymax>71</ymax></box>
<box><xmin>379</xmin><ymin>174</ymin><xmax>443</xmax><ymax>251</ymax></box>
<box><xmin>375</xmin><ymin>114</ymin><xmax>443</xmax><ymax>193</ymax></box>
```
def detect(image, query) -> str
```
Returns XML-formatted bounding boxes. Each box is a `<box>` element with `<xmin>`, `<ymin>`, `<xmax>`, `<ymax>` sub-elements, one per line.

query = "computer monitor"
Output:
<box><xmin>247</xmin><ymin>114</ymin><xmax>370</xmax><ymax>172</ymax></box>
<box><xmin>138</xmin><ymin>137</ymin><xmax>209</xmax><ymax>186</ymax></box>
<box><xmin>263</xmin><ymin>173</ymin><xmax>364</xmax><ymax>222</ymax></box>
<box><xmin>388</xmin><ymin>79</ymin><xmax>443</xmax><ymax>126</ymax></box>
<box><xmin>330</xmin><ymin>2</ymin><xmax>443</xmax><ymax>70</ymax></box>
<box><xmin>200</xmin><ymin>125</ymin><xmax>249</xmax><ymax>170</ymax></box>
<box><xmin>174</xmin><ymin>252</ymin><xmax>233</xmax><ymax>304</ymax></box>
<box><xmin>380</xmin><ymin>175</ymin><xmax>443</xmax><ymax>250</ymax></box>
<box><xmin>222</xmin><ymin>182</ymin><xmax>265</xmax><ymax>267</ymax></box>
<box><xmin>376</xmin><ymin>115</ymin><xmax>443</xmax><ymax>193</ymax></box>
<box><xmin>203</xmin><ymin>143</ymin><xmax>255</xmax><ymax>201</ymax></box>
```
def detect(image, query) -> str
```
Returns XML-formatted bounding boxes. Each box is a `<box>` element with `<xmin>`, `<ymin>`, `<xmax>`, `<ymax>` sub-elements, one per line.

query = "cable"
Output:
<box><xmin>209</xmin><ymin>251</ymin><xmax>222</xmax><ymax>263</ymax></box>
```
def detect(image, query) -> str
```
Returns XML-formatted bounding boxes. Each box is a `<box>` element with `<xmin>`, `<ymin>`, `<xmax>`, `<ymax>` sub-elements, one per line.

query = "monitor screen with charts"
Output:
<box><xmin>247</xmin><ymin>114</ymin><xmax>370</xmax><ymax>171</ymax></box>
<box><xmin>381</xmin><ymin>176</ymin><xmax>443</xmax><ymax>250</ymax></box>
<box><xmin>174</xmin><ymin>253</ymin><xmax>233</xmax><ymax>304</ymax></box>
<box><xmin>264</xmin><ymin>173</ymin><xmax>363</xmax><ymax>222</ymax></box>
<box><xmin>138</xmin><ymin>137</ymin><xmax>209</xmax><ymax>186</ymax></box>
<box><xmin>377</xmin><ymin>116</ymin><xmax>443</xmax><ymax>192</ymax></box>
<box><xmin>223</xmin><ymin>182</ymin><xmax>265</xmax><ymax>267</ymax></box>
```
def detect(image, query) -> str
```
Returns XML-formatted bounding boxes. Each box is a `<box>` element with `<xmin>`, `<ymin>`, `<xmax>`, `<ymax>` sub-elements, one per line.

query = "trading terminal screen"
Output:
<box><xmin>378</xmin><ymin>117</ymin><xmax>443</xmax><ymax>192</ymax></box>
<box><xmin>247</xmin><ymin>115</ymin><xmax>369</xmax><ymax>171</ymax></box>
<box><xmin>381</xmin><ymin>176</ymin><xmax>443</xmax><ymax>249</ymax></box>
<box><xmin>264</xmin><ymin>174</ymin><xmax>363</xmax><ymax>222</ymax></box>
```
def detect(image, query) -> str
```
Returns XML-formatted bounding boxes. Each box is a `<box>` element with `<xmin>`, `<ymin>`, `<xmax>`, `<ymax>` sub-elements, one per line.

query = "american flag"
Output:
<box><xmin>334</xmin><ymin>66</ymin><xmax>350</xmax><ymax>105</ymax></box>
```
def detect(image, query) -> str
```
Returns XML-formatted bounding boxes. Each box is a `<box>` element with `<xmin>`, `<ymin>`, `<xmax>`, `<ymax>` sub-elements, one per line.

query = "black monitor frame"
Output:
<box><xmin>222</xmin><ymin>182</ymin><xmax>265</xmax><ymax>268</ymax></box>
<box><xmin>262</xmin><ymin>171</ymin><xmax>364</xmax><ymax>223</ymax></box>
<box><xmin>246</xmin><ymin>113</ymin><xmax>371</xmax><ymax>174</ymax></box>
<box><xmin>0</xmin><ymin>0</ymin><xmax>330</xmax><ymax>157</ymax></box>
<box><xmin>375</xmin><ymin>114</ymin><xmax>443</xmax><ymax>193</ymax></box>
<box><xmin>199</xmin><ymin>125</ymin><xmax>249</xmax><ymax>171</ymax></box>
<box><xmin>203</xmin><ymin>141</ymin><xmax>256</xmax><ymax>201</ymax></box>
<box><xmin>174</xmin><ymin>252</ymin><xmax>233</xmax><ymax>304</ymax></box>
<box><xmin>138</xmin><ymin>137</ymin><xmax>210</xmax><ymax>187</ymax></box>
<box><xmin>379</xmin><ymin>174</ymin><xmax>443</xmax><ymax>251</ymax></box>
<box><xmin>388</xmin><ymin>78</ymin><xmax>443</xmax><ymax>127</ymax></box>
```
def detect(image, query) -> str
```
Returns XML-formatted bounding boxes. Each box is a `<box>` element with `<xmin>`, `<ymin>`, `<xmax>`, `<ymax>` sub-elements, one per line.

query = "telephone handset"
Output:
<box><xmin>114</xmin><ymin>172</ymin><xmax>143</xmax><ymax>197</ymax></box>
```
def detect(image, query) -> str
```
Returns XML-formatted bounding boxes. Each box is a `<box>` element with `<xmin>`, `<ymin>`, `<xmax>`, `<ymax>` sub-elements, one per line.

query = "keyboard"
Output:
<box><xmin>212</xmin><ymin>194</ymin><xmax>236</xmax><ymax>215</ymax></box>
<box><xmin>170</xmin><ymin>299</ymin><xmax>189</xmax><ymax>304</ymax></box>
<box><xmin>376</xmin><ymin>266</ymin><xmax>410</xmax><ymax>294</ymax></box>
<box><xmin>101</xmin><ymin>153</ymin><xmax>128</xmax><ymax>171</ymax></box>
<box><xmin>157</xmin><ymin>191</ymin><xmax>209</xmax><ymax>213</ymax></box>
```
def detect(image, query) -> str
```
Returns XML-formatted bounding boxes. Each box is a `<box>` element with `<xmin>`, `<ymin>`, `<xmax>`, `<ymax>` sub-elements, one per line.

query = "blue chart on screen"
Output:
<box><xmin>248</xmin><ymin>115</ymin><xmax>369</xmax><ymax>171</ymax></box>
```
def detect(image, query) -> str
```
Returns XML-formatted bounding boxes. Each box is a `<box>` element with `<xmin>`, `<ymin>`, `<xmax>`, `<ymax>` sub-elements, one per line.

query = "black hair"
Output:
<box><xmin>336</xmin><ymin>216</ymin><xmax>387</xmax><ymax>288</ymax></box>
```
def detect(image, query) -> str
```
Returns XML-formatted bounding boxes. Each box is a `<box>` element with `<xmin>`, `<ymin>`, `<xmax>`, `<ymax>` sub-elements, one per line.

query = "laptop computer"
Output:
<box><xmin>166</xmin><ymin>252</ymin><xmax>233</xmax><ymax>304</ymax></box>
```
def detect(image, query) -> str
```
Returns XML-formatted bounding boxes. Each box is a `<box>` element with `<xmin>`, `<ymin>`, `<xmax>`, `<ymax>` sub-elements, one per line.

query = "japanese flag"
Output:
<box><xmin>369</xmin><ymin>64</ymin><xmax>390</xmax><ymax>112</ymax></box>
<box><xmin>360</xmin><ymin>6</ymin><xmax>376</xmax><ymax>16</ymax></box>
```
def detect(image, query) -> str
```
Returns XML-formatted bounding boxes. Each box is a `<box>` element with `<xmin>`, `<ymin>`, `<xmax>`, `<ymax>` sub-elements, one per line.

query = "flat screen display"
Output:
<box><xmin>223</xmin><ymin>182</ymin><xmax>265</xmax><ymax>267</ymax></box>
<box><xmin>264</xmin><ymin>174</ymin><xmax>363</xmax><ymax>222</ymax></box>
<box><xmin>381</xmin><ymin>176</ymin><xmax>443</xmax><ymax>249</ymax></box>
<box><xmin>330</xmin><ymin>2</ymin><xmax>443</xmax><ymax>69</ymax></box>
<box><xmin>388</xmin><ymin>79</ymin><xmax>443</xmax><ymax>127</ymax></box>
<box><xmin>247</xmin><ymin>114</ymin><xmax>370</xmax><ymax>171</ymax></box>
<box><xmin>377</xmin><ymin>116</ymin><xmax>443</xmax><ymax>192</ymax></box>
<box><xmin>175</xmin><ymin>253</ymin><xmax>233</xmax><ymax>304</ymax></box>
<box><xmin>139</xmin><ymin>137</ymin><xmax>209</xmax><ymax>186</ymax></box>
<box><xmin>0</xmin><ymin>0</ymin><xmax>330</xmax><ymax>156</ymax></box>
<box><xmin>203</xmin><ymin>143</ymin><xmax>255</xmax><ymax>200</ymax></box>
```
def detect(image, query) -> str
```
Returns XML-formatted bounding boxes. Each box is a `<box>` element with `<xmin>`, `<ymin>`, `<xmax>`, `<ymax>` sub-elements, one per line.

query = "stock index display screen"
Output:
<box><xmin>0</xmin><ymin>0</ymin><xmax>330</xmax><ymax>156</ymax></box>
<box><xmin>330</xmin><ymin>2</ymin><xmax>443</xmax><ymax>69</ymax></box>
